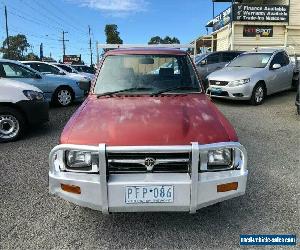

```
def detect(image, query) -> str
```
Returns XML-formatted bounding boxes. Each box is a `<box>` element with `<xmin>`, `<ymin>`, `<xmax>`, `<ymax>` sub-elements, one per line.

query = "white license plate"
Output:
<box><xmin>125</xmin><ymin>185</ymin><xmax>174</xmax><ymax>204</ymax></box>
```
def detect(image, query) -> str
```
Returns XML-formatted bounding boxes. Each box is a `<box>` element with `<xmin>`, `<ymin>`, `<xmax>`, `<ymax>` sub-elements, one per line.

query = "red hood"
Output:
<box><xmin>60</xmin><ymin>94</ymin><xmax>237</xmax><ymax>146</ymax></box>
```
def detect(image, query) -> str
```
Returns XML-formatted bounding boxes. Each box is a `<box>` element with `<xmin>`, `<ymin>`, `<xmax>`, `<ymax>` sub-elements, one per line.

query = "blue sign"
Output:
<box><xmin>213</xmin><ymin>7</ymin><xmax>232</xmax><ymax>32</ymax></box>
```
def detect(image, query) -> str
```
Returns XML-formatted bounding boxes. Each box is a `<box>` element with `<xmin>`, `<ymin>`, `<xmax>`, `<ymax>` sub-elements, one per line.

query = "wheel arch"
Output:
<box><xmin>52</xmin><ymin>85</ymin><xmax>75</xmax><ymax>101</ymax></box>
<box><xmin>256</xmin><ymin>80</ymin><xmax>267</xmax><ymax>95</ymax></box>
<box><xmin>0</xmin><ymin>102</ymin><xmax>28</xmax><ymax>124</ymax></box>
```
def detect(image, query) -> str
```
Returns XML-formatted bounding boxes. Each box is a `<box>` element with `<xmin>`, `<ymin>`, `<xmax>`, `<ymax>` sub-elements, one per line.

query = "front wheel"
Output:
<box><xmin>0</xmin><ymin>107</ymin><xmax>25</xmax><ymax>142</ymax></box>
<box><xmin>54</xmin><ymin>88</ymin><xmax>74</xmax><ymax>106</ymax></box>
<box><xmin>250</xmin><ymin>83</ymin><xmax>266</xmax><ymax>105</ymax></box>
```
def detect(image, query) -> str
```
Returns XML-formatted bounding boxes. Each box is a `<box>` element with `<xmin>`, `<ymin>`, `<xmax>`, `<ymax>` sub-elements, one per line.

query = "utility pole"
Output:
<box><xmin>4</xmin><ymin>6</ymin><xmax>10</xmax><ymax>58</ymax></box>
<box><xmin>96</xmin><ymin>41</ymin><xmax>99</xmax><ymax>65</ymax></box>
<box><xmin>88</xmin><ymin>25</ymin><xmax>93</xmax><ymax>66</ymax></box>
<box><xmin>59</xmin><ymin>31</ymin><xmax>69</xmax><ymax>58</ymax></box>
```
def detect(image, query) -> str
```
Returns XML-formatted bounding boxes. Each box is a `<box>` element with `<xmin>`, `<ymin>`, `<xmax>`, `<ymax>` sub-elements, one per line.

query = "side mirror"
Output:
<box><xmin>78</xmin><ymin>81</ymin><xmax>91</xmax><ymax>91</ymax></box>
<box><xmin>200</xmin><ymin>59</ymin><xmax>207</xmax><ymax>66</ymax></box>
<box><xmin>272</xmin><ymin>63</ymin><xmax>281</xmax><ymax>70</ymax></box>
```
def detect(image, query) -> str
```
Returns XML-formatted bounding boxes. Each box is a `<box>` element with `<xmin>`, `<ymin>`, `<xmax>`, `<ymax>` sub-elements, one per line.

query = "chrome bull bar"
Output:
<box><xmin>49</xmin><ymin>142</ymin><xmax>247</xmax><ymax>214</ymax></box>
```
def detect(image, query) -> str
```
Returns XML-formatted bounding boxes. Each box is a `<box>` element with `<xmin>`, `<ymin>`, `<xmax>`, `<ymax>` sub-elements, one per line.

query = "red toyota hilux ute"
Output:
<box><xmin>49</xmin><ymin>48</ymin><xmax>248</xmax><ymax>213</ymax></box>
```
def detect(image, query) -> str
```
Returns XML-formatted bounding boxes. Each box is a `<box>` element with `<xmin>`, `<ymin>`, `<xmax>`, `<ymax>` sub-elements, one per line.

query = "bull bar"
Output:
<box><xmin>49</xmin><ymin>142</ymin><xmax>248</xmax><ymax>214</ymax></box>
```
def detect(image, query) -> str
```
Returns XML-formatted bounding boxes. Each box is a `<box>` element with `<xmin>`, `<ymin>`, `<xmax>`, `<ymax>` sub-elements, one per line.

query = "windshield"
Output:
<box><xmin>228</xmin><ymin>53</ymin><xmax>273</xmax><ymax>68</ymax></box>
<box><xmin>195</xmin><ymin>54</ymin><xmax>208</xmax><ymax>65</ymax></box>
<box><xmin>73</xmin><ymin>65</ymin><xmax>95</xmax><ymax>74</ymax></box>
<box><xmin>94</xmin><ymin>54</ymin><xmax>201</xmax><ymax>95</ymax></box>
<box><xmin>56</xmin><ymin>64</ymin><xmax>75</xmax><ymax>73</ymax></box>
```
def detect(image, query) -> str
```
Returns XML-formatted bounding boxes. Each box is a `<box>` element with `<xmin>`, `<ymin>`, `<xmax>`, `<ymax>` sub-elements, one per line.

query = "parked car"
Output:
<box><xmin>296</xmin><ymin>80</ymin><xmax>300</xmax><ymax>115</ymax></box>
<box><xmin>195</xmin><ymin>51</ymin><xmax>243</xmax><ymax>88</ymax></box>
<box><xmin>207</xmin><ymin>49</ymin><xmax>295</xmax><ymax>105</ymax></box>
<box><xmin>49</xmin><ymin>48</ymin><xmax>248</xmax><ymax>214</ymax></box>
<box><xmin>72</xmin><ymin>64</ymin><xmax>95</xmax><ymax>74</ymax></box>
<box><xmin>22</xmin><ymin>61</ymin><xmax>91</xmax><ymax>83</ymax></box>
<box><xmin>0</xmin><ymin>78</ymin><xmax>48</xmax><ymax>142</ymax></box>
<box><xmin>53</xmin><ymin>63</ymin><xmax>94</xmax><ymax>81</ymax></box>
<box><xmin>0</xmin><ymin>59</ymin><xmax>87</xmax><ymax>106</ymax></box>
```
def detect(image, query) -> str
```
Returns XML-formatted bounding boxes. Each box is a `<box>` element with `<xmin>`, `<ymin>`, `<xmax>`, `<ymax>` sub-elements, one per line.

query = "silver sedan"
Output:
<box><xmin>207</xmin><ymin>49</ymin><xmax>295</xmax><ymax>105</ymax></box>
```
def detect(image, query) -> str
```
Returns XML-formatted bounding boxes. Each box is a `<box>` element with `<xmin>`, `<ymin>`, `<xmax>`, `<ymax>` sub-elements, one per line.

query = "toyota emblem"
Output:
<box><xmin>144</xmin><ymin>157</ymin><xmax>156</xmax><ymax>171</ymax></box>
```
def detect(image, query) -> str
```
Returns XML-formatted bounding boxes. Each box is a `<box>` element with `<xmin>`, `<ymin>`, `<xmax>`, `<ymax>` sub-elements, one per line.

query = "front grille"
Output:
<box><xmin>207</xmin><ymin>90</ymin><xmax>229</xmax><ymax>97</ymax></box>
<box><xmin>107</xmin><ymin>152</ymin><xmax>190</xmax><ymax>173</ymax></box>
<box><xmin>209</xmin><ymin>80</ymin><xmax>228</xmax><ymax>86</ymax></box>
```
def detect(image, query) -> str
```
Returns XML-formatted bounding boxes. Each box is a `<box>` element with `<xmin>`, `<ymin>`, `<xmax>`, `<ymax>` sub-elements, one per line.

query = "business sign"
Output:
<box><xmin>63</xmin><ymin>55</ymin><xmax>81</xmax><ymax>64</ymax></box>
<box><xmin>243</xmin><ymin>26</ymin><xmax>273</xmax><ymax>37</ymax></box>
<box><xmin>213</xmin><ymin>7</ymin><xmax>232</xmax><ymax>32</ymax></box>
<box><xmin>233</xmin><ymin>4</ymin><xmax>289</xmax><ymax>22</ymax></box>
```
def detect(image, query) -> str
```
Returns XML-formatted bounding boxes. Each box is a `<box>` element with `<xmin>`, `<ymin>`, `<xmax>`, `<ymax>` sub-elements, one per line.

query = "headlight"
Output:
<box><xmin>65</xmin><ymin>150</ymin><xmax>99</xmax><ymax>173</ymax></box>
<box><xmin>207</xmin><ymin>149</ymin><xmax>233</xmax><ymax>170</ymax></box>
<box><xmin>227</xmin><ymin>78</ymin><xmax>250</xmax><ymax>87</ymax></box>
<box><xmin>23</xmin><ymin>90</ymin><xmax>44</xmax><ymax>101</ymax></box>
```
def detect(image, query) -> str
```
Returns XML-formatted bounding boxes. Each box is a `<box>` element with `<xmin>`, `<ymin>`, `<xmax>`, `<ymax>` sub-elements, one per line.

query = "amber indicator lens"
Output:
<box><xmin>61</xmin><ymin>184</ymin><xmax>81</xmax><ymax>194</ymax></box>
<box><xmin>217</xmin><ymin>182</ymin><xmax>238</xmax><ymax>192</ymax></box>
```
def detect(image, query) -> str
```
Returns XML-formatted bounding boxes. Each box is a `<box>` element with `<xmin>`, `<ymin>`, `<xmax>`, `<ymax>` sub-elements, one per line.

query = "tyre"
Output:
<box><xmin>0</xmin><ymin>107</ymin><xmax>25</xmax><ymax>142</ymax></box>
<box><xmin>54</xmin><ymin>87</ymin><xmax>74</xmax><ymax>107</ymax></box>
<box><xmin>250</xmin><ymin>83</ymin><xmax>266</xmax><ymax>105</ymax></box>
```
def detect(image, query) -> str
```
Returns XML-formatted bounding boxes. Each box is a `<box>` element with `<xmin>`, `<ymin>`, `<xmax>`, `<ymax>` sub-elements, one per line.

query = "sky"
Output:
<box><xmin>0</xmin><ymin>0</ymin><xmax>230</xmax><ymax>64</ymax></box>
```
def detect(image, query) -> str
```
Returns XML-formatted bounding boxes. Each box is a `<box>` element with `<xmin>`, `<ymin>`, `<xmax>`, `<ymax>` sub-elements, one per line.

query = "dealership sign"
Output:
<box><xmin>243</xmin><ymin>26</ymin><xmax>273</xmax><ymax>37</ymax></box>
<box><xmin>63</xmin><ymin>55</ymin><xmax>81</xmax><ymax>64</ymax></box>
<box><xmin>233</xmin><ymin>4</ymin><xmax>289</xmax><ymax>22</ymax></box>
<box><xmin>213</xmin><ymin>7</ymin><xmax>232</xmax><ymax>32</ymax></box>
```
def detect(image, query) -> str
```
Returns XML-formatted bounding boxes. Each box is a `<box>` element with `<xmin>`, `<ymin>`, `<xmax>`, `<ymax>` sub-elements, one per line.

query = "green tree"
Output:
<box><xmin>0</xmin><ymin>34</ymin><xmax>30</xmax><ymax>60</ymax></box>
<box><xmin>104</xmin><ymin>24</ymin><xmax>123</xmax><ymax>44</ymax></box>
<box><xmin>24</xmin><ymin>52</ymin><xmax>39</xmax><ymax>61</ymax></box>
<box><xmin>148</xmin><ymin>36</ymin><xmax>180</xmax><ymax>45</ymax></box>
<box><xmin>148</xmin><ymin>36</ymin><xmax>162</xmax><ymax>44</ymax></box>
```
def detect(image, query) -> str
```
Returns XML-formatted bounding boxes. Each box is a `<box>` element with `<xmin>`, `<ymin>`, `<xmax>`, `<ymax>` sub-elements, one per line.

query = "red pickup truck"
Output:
<box><xmin>49</xmin><ymin>48</ymin><xmax>248</xmax><ymax>213</ymax></box>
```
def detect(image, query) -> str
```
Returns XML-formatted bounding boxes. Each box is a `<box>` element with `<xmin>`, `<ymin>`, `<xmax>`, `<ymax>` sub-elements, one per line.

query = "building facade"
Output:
<box><xmin>210</xmin><ymin>0</ymin><xmax>300</xmax><ymax>55</ymax></box>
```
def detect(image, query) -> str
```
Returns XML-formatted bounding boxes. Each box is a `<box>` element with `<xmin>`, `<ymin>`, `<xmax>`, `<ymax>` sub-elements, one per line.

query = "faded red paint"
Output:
<box><xmin>60</xmin><ymin>49</ymin><xmax>238</xmax><ymax>146</ymax></box>
<box><xmin>60</xmin><ymin>94</ymin><xmax>237</xmax><ymax>146</ymax></box>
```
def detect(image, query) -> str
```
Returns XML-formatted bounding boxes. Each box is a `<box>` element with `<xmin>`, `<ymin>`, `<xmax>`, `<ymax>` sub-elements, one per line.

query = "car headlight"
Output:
<box><xmin>207</xmin><ymin>149</ymin><xmax>233</xmax><ymax>170</ymax></box>
<box><xmin>65</xmin><ymin>150</ymin><xmax>99</xmax><ymax>172</ymax></box>
<box><xmin>228</xmin><ymin>78</ymin><xmax>250</xmax><ymax>87</ymax></box>
<box><xmin>23</xmin><ymin>90</ymin><xmax>44</xmax><ymax>101</ymax></box>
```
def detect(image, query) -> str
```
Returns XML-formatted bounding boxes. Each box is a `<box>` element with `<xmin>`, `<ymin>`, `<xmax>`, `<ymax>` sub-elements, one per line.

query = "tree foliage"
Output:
<box><xmin>24</xmin><ymin>52</ymin><xmax>39</xmax><ymax>61</ymax></box>
<box><xmin>0</xmin><ymin>34</ymin><xmax>30</xmax><ymax>60</ymax></box>
<box><xmin>148</xmin><ymin>36</ymin><xmax>180</xmax><ymax>44</ymax></box>
<box><xmin>104</xmin><ymin>24</ymin><xmax>123</xmax><ymax>44</ymax></box>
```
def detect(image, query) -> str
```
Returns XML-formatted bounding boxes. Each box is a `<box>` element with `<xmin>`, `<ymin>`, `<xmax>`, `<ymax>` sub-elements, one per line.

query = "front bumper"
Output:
<box><xmin>207</xmin><ymin>83</ymin><xmax>253</xmax><ymax>100</ymax></box>
<box><xmin>16</xmin><ymin>100</ymin><xmax>49</xmax><ymax>124</ymax></box>
<box><xmin>49</xmin><ymin>142</ymin><xmax>248</xmax><ymax>213</ymax></box>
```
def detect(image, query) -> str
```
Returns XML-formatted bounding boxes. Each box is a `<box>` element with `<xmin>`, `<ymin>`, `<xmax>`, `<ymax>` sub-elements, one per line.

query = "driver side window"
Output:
<box><xmin>271</xmin><ymin>52</ymin><xmax>285</xmax><ymax>67</ymax></box>
<box><xmin>1</xmin><ymin>63</ymin><xmax>36</xmax><ymax>78</ymax></box>
<box><xmin>206</xmin><ymin>53</ymin><xmax>220</xmax><ymax>65</ymax></box>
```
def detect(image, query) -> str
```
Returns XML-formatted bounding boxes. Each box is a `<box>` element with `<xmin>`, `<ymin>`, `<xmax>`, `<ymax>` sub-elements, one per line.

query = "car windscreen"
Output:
<box><xmin>93</xmin><ymin>54</ymin><xmax>201</xmax><ymax>95</ymax></box>
<box><xmin>74</xmin><ymin>65</ymin><xmax>95</xmax><ymax>74</ymax></box>
<box><xmin>195</xmin><ymin>54</ymin><xmax>208</xmax><ymax>65</ymax></box>
<box><xmin>56</xmin><ymin>64</ymin><xmax>72</xmax><ymax>73</ymax></box>
<box><xmin>228</xmin><ymin>53</ymin><xmax>273</xmax><ymax>68</ymax></box>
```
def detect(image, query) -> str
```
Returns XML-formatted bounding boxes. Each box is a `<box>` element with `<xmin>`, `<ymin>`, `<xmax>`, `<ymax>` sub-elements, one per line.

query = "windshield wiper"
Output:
<box><xmin>151</xmin><ymin>86</ymin><xmax>200</xmax><ymax>95</ymax></box>
<box><xmin>96</xmin><ymin>87</ymin><xmax>153</xmax><ymax>98</ymax></box>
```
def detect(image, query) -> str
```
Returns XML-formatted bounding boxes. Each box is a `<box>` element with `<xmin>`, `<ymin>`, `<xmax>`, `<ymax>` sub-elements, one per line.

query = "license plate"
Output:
<box><xmin>210</xmin><ymin>87</ymin><xmax>222</xmax><ymax>93</ymax></box>
<box><xmin>125</xmin><ymin>185</ymin><xmax>174</xmax><ymax>204</ymax></box>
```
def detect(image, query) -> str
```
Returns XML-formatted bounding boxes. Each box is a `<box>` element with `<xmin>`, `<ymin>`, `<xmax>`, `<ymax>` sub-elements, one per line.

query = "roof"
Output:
<box><xmin>105</xmin><ymin>48</ymin><xmax>187</xmax><ymax>56</ymax></box>
<box><xmin>245</xmin><ymin>48</ymin><xmax>284</xmax><ymax>54</ymax></box>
